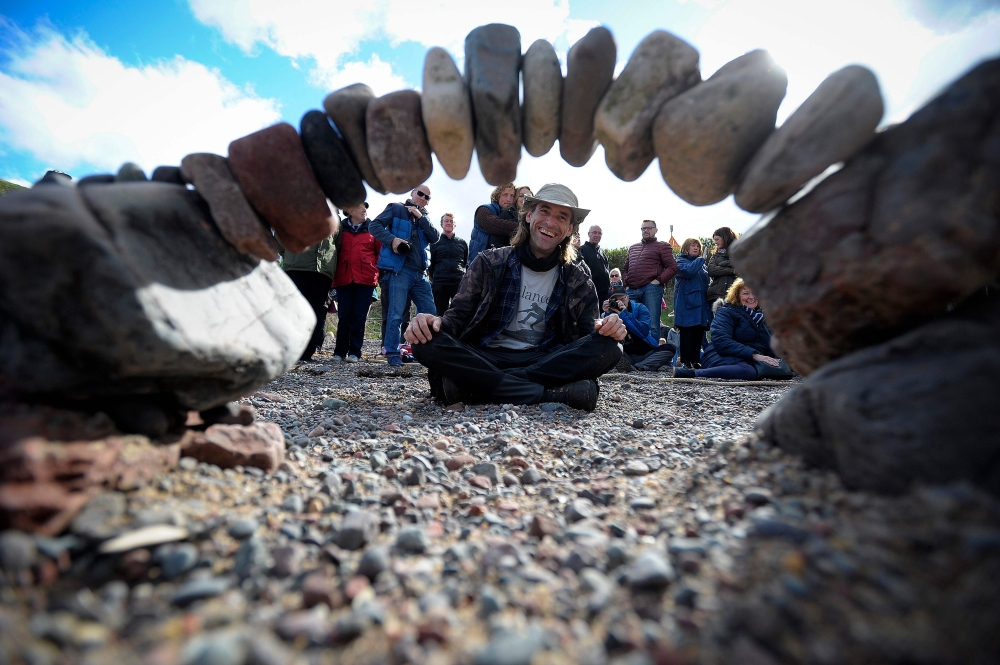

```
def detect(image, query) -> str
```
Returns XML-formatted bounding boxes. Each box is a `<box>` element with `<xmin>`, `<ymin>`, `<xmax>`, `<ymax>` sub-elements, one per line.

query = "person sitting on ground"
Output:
<box><xmin>428</xmin><ymin>212</ymin><xmax>468</xmax><ymax>315</ymax></box>
<box><xmin>469</xmin><ymin>182</ymin><xmax>519</xmax><ymax>262</ymax></box>
<box><xmin>673</xmin><ymin>237</ymin><xmax>711</xmax><ymax>368</ymax></box>
<box><xmin>404</xmin><ymin>183</ymin><xmax>626</xmax><ymax>411</ymax></box>
<box><xmin>332</xmin><ymin>202</ymin><xmax>379</xmax><ymax>363</ymax></box>
<box><xmin>674</xmin><ymin>278</ymin><xmax>792</xmax><ymax>380</ymax></box>
<box><xmin>602</xmin><ymin>285</ymin><xmax>676</xmax><ymax>371</ymax></box>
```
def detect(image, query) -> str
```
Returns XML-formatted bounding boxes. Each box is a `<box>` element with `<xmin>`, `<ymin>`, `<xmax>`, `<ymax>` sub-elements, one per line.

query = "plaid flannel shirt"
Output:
<box><xmin>477</xmin><ymin>250</ymin><xmax>566</xmax><ymax>351</ymax></box>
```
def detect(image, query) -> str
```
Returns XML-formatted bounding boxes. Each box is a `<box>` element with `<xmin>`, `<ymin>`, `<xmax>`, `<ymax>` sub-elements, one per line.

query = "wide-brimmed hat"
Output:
<box><xmin>522</xmin><ymin>183</ymin><xmax>590</xmax><ymax>224</ymax></box>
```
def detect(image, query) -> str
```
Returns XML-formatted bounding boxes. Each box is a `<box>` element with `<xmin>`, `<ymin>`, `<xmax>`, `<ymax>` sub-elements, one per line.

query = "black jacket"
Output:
<box><xmin>706</xmin><ymin>248</ymin><xmax>738</xmax><ymax>301</ymax></box>
<box><xmin>428</xmin><ymin>234</ymin><xmax>469</xmax><ymax>286</ymax></box>
<box><xmin>580</xmin><ymin>241</ymin><xmax>610</xmax><ymax>301</ymax></box>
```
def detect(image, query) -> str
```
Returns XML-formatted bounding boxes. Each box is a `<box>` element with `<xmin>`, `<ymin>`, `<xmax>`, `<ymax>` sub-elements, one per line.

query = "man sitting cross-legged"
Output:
<box><xmin>404</xmin><ymin>183</ymin><xmax>627</xmax><ymax>412</ymax></box>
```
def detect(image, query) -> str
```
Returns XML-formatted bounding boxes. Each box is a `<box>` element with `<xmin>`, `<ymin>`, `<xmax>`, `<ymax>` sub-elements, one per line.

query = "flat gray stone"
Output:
<box><xmin>396</xmin><ymin>527</ymin><xmax>429</xmax><ymax>554</ymax></box>
<box><xmin>560</xmin><ymin>27</ymin><xmax>616</xmax><ymax>167</ymax></box>
<box><xmin>595</xmin><ymin>30</ymin><xmax>700</xmax><ymax>181</ymax></box>
<box><xmin>336</xmin><ymin>510</ymin><xmax>379</xmax><ymax>551</ymax></box>
<box><xmin>736</xmin><ymin>65</ymin><xmax>883</xmax><ymax>212</ymax></box>
<box><xmin>465</xmin><ymin>23</ymin><xmax>522</xmax><ymax>185</ymax></box>
<box><xmin>116</xmin><ymin>162</ymin><xmax>147</xmax><ymax>182</ymax></box>
<box><xmin>470</xmin><ymin>462</ymin><xmax>501</xmax><ymax>485</ymax></box>
<box><xmin>628</xmin><ymin>550</ymin><xmax>676</xmax><ymax>590</ymax></box>
<box><xmin>323</xmin><ymin>83</ymin><xmax>386</xmax><ymax>194</ymax></box>
<box><xmin>422</xmin><ymin>47</ymin><xmax>474</xmax><ymax>179</ymax></box>
<box><xmin>366</xmin><ymin>90</ymin><xmax>433</xmax><ymax>194</ymax></box>
<box><xmin>521</xmin><ymin>39</ymin><xmax>562</xmax><ymax>157</ymax></box>
<box><xmin>654</xmin><ymin>49</ymin><xmax>787</xmax><ymax>206</ymax></box>
<box><xmin>0</xmin><ymin>184</ymin><xmax>313</xmax><ymax>410</ymax></box>
<box><xmin>172</xmin><ymin>577</ymin><xmax>229</xmax><ymax>606</ymax></box>
<box><xmin>180</xmin><ymin>152</ymin><xmax>279</xmax><ymax>261</ymax></box>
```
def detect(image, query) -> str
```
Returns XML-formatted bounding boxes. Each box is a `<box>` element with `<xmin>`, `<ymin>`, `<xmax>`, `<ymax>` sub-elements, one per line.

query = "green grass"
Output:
<box><xmin>0</xmin><ymin>179</ymin><xmax>26</xmax><ymax>196</ymax></box>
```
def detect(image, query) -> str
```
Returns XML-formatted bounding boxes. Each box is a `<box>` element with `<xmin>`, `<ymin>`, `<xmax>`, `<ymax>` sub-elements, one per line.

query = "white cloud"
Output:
<box><xmin>0</xmin><ymin>24</ymin><xmax>282</xmax><ymax>176</ymax></box>
<box><xmin>315</xmin><ymin>53</ymin><xmax>407</xmax><ymax>97</ymax></box>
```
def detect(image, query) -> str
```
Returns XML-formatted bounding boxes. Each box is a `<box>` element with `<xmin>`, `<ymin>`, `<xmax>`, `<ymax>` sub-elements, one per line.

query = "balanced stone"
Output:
<box><xmin>422</xmin><ymin>47</ymin><xmax>474</xmax><ymax>180</ymax></box>
<box><xmin>0</xmin><ymin>184</ymin><xmax>313</xmax><ymax>410</ymax></box>
<box><xmin>465</xmin><ymin>24</ymin><xmax>522</xmax><ymax>185</ymax></box>
<box><xmin>228</xmin><ymin>122</ymin><xmax>336</xmax><ymax>253</ymax></box>
<box><xmin>116</xmin><ymin>162</ymin><xmax>147</xmax><ymax>182</ymax></box>
<box><xmin>731</xmin><ymin>57</ymin><xmax>1000</xmax><ymax>373</ymax></box>
<box><xmin>735</xmin><ymin>65</ymin><xmax>884</xmax><ymax>212</ymax></box>
<box><xmin>150</xmin><ymin>166</ymin><xmax>184</xmax><ymax>184</ymax></box>
<box><xmin>180</xmin><ymin>153</ymin><xmax>279</xmax><ymax>261</ymax></box>
<box><xmin>77</xmin><ymin>174</ymin><xmax>115</xmax><ymax>187</ymax></box>
<box><xmin>595</xmin><ymin>30</ymin><xmax>700</xmax><ymax>181</ymax></box>
<box><xmin>366</xmin><ymin>91</ymin><xmax>433</xmax><ymax>194</ymax></box>
<box><xmin>758</xmin><ymin>294</ymin><xmax>1000</xmax><ymax>497</ymax></box>
<box><xmin>560</xmin><ymin>27</ymin><xmax>616</xmax><ymax>167</ymax></box>
<box><xmin>299</xmin><ymin>110</ymin><xmax>366</xmax><ymax>209</ymax></box>
<box><xmin>323</xmin><ymin>83</ymin><xmax>386</xmax><ymax>194</ymax></box>
<box><xmin>654</xmin><ymin>49</ymin><xmax>787</xmax><ymax>205</ymax></box>
<box><xmin>521</xmin><ymin>39</ymin><xmax>562</xmax><ymax>157</ymax></box>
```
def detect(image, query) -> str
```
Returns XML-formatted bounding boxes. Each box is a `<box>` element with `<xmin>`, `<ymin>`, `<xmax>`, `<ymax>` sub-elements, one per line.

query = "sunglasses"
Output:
<box><xmin>641</xmin><ymin>227</ymin><xmax>655</xmax><ymax>231</ymax></box>
<box><xmin>415</xmin><ymin>191</ymin><xmax>431</xmax><ymax>201</ymax></box>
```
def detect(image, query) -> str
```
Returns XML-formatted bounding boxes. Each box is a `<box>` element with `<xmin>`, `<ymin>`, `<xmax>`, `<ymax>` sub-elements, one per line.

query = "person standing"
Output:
<box><xmin>279</xmin><ymin>214</ymin><xmax>340</xmax><ymax>362</ymax></box>
<box><xmin>469</xmin><ymin>183</ymin><xmax>518</xmax><ymax>261</ymax></box>
<box><xmin>622</xmin><ymin>219</ymin><xmax>678</xmax><ymax>337</ymax></box>
<box><xmin>405</xmin><ymin>183</ymin><xmax>625</xmax><ymax>411</ymax></box>
<box><xmin>369</xmin><ymin>184</ymin><xmax>440</xmax><ymax>367</ymax></box>
<box><xmin>706</xmin><ymin>226</ymin><xmax>739</xmax><ymax>306</ymax></box>
<box><xmin>332</xmin><ymin>202</ymin><xmax>380</xmax><ymax>363</ymax></box>
<box><xmin>673</xmin><ymin>238</ymin><xmax>711</xmax><ymax>368</ymax></box>
<box><xmin>580</xmin><ymin>224</ymin><xmax>611</xmax><ymax>304</ymax></box>
<box><xmin>428</xmin><ymin>212</ymin><xmax>469</xmax><ymax>315</ymax></box>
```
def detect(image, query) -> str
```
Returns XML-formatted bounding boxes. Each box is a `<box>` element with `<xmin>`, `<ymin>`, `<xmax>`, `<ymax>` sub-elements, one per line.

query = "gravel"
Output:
<box><xmin>1</xmin><ymin>340</ymin><xmax>998</xmax><ymax>663</ymax></box>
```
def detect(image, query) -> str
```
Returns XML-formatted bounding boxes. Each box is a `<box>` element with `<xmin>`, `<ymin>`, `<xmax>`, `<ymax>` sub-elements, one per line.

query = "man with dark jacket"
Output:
<box><xmin>279</xmin><ymin>213</ymin><xmax>340</xmax><ymax>362</ymax></box>
<box><xmin>404</xmin><ymin>184</ymin><xmax>626</xmax><ymax>412</ymax></box>
<box><xmin>580</xmin><ymin>224</ymin><xmax>610</xmax><ymax>303</ymax></box>
<box><xmin>623</xmin><ymin>220</ymin><xmax>678</xmax><ymax>335</ymax></box>
<box><xmin>428</xmin><ymin>212</ymin><xmax>469</xmax><ymax>315</ymax></box>
<box><xmin>369</xmin><ymin>184</ymin><xmax>440</xmax><ymax>367</ymax></box>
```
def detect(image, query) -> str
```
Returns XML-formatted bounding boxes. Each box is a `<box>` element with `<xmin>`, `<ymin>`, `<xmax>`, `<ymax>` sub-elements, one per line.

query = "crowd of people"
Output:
<box><xmin>278</xmin><ymin>180</ymin><xmax>792</xmax><ymax>411</ymax></box>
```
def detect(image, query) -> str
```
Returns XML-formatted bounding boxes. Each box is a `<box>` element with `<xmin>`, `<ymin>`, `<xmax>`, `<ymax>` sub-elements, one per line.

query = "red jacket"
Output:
<box><xmin>623</xmin><ymin>239</ymin><xmax>678</xmax><ymax>289</ymax></box>
<box><xmin>333</xmin><ymin>221</ymin><xmax>381</xmax><ymax>288</ymax></box>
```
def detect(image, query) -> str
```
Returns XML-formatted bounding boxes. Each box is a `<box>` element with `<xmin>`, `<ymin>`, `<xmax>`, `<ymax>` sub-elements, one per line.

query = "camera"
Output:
<box><xmin>396</xmin><ymin>240</ymin><xmax>411</xmax><ymax>254</ymax></box>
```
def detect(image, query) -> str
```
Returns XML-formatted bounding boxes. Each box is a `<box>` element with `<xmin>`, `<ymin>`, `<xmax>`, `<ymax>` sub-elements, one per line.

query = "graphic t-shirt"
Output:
<box><xmin>488</xmin><ymin>266</ymin><xmax>559</xmax><ymax>350</ymax></box>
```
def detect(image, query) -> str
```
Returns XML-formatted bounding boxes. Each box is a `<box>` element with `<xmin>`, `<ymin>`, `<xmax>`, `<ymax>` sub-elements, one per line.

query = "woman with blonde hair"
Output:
<box><xmin>673</xmin><ymin>238</ymin><xmax>711</xmax><ymax>368</ymax></box>
<box><xmin>469</xmin><ymin>182</ymin><xmax>519</xmax><ymax>261</ymax></box>
<box><xmin>674</xmin><ymin>278</ymin><xmax>792</xmax><ymax>380</ymax></box>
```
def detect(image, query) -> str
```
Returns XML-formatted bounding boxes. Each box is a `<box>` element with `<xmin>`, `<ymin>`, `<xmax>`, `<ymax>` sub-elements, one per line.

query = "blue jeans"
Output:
<box><xmin>384</xmin><ymin>267</ymin><xmax>436</xmax><ymax>360</ymax></box>
<box><xmin>627</xmin><ymin>283</ymin><xmax>664</xmax><ymax>335</ymax></box>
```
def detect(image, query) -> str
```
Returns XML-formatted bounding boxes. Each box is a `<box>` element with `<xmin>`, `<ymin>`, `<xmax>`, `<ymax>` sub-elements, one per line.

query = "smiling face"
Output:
<box><xmin>527</xmin><ymin>202</ymin><xmax>574</xmax><ymax>258</ymax></box>
<box><xmin>739</xmin><ymin>287</ymin><xmax>757</xmax><ymax>309</ymax></box>
<box><xmin>498</xmin><ymin>187</ymin><xmax>516</xmax><ymax>208</ymax></box>
<box><xmin>609</xmin><ymin>268</ymin><xmax>621</xmax><ymax>282</ymax></box>
<box><xmin>440</xmin><ymin>214</ymin><xmax>454</xmax><ymax>236</ymax></box>
<box><xmin>347</xmin><ymin>204</ymin><xmax>367</xmax><ymax>223</ymax></box>
<box><xmin>411</xmin><ymin>185</ymin><xmax>431</xmax><ymax>205</ymax></box>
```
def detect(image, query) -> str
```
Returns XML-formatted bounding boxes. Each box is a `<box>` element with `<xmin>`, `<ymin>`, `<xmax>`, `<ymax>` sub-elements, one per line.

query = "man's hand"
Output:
<box><xmin>650</xmin><ymin>279</ymin><xmax>660</xmax><ymax>286</ymax></box>
<box><xmin>405</xmin><ymin>205</ymin><xmax>423</xmax><ymax>220</ymax></box>
<box><xmin>601</xmin><ymin>299</ymin><xmax>611</xmax><ymax>313</ymax></box>
<box><xmin>391</xmin><ymin>238</ymin><xmax>405</xmax><ymax>253</ymax></box>
<box><xmin>752</xmin><ymin>353</ymin><xmax>781</xmax><ymax>367</ymax></box>
<box><xmin>595</xmin><ymin>313</ymin><xmax>627</xmax><ymax>341</ymax></box>
<box><xmin>405</xmin><ymin>313</ymin><xmax>442</xmax><ymax>344</ymax></box>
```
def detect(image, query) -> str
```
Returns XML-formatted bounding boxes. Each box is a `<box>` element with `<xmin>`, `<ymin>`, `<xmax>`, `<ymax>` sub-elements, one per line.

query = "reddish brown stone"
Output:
<box><xmin>446</xmin><ymin>454</ymin><xmax>475</xmax><ymax>470</ymax></box>
<box><xmin>180</xmin><ymin>422</ymin><xmax>283</xmax><ymax>473</ymax></box>
<box><xmin>468</xmin><ymin>475</ymin><xmax>492</xmax><ymax>490</ymax></box>
<box><xmin>180</xmin><ymin>153</ymin><xmax>279</xmax><ymax>261</ymax></box>
<box><xmin>227</xmin><ymin>123</ymin><xmax>336</xmax><ymax>253</ymax></box>
<box><xmin>302</xmin><ymin>571</ymin><xmax>344</xmax><ymax>609</ymax></box>
<box><xmin>366</xmin><ymin>91</ymin><xmax>433</xmax><ymax>194</ymax></box>
<box><xmin>529</xmin><ymin>513</ymin><xmax>560</xmax><ymax>538</ymax></box>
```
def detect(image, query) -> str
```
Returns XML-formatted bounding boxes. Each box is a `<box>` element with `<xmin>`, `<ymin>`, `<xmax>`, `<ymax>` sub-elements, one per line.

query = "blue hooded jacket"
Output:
<box><xmin>673</xmin><ymin>254</ymin><xmax>711</xmax><ymax>327</ymax></box>
<box><xmin>369</xmin><ymin>202</ymin><xmax>437</xmax><ymax>273</ymax></box>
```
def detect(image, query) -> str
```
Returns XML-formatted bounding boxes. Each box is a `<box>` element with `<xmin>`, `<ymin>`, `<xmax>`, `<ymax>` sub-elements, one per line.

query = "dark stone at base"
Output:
<box><xmin>116</xmin><ymin>163</ymin><xmax>147</xmax><ymax>182</ymax></box>
<box><xmin>77</xmin><ymin>174</ymin><xmax>116</xmax><ymax>187</ymax></box>
<box><xmin>299</xmin><ymin>110</ymin><xmax>367</xmax><ymax>209</ymax></box>
<box><xmin>732</xmin><ymin>57</ymin><xmax>1000</xmax><ymax>374</ymax></box>
<box><xmin>758</xmin><ymin>293</ymin><xmax>1000</xmax><ymax>496</ymax></box>
<box><xmin>151</xmin><ymin>166</ymin><xmax>184</xmax><ymax>184</ymax></box>
<box><xmin>560</xmin><ymin>27</ymin><xmax>616</xmax><ymax>167</ymax></box>
<box><xmin>464</xmin><ymin>24</ymin><xmax>522</xmax><ymax>185</ymax></box>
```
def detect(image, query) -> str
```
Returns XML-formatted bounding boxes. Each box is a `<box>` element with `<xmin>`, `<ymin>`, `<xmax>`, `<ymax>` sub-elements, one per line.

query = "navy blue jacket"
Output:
<box><xmin>673</xmin><ymin>254</ymin><xmax>710</xmax><ymax>327</ymax></box>
<box><xmin>701</xmin><ymin>303</ymin><xmax>774</xmax><ymax>367</ymax></box>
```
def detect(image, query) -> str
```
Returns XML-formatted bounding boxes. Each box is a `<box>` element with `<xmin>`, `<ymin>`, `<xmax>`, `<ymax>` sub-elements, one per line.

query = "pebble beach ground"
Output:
<box><xmin>1</xmin><ymin>337</ymin><xmax>998</xmax><ymax>665</ymax></box>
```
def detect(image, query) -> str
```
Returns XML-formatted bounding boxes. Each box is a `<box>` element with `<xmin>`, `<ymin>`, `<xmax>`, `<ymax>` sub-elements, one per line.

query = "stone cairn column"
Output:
<box><xmin>1</xmin><ymin>21</ymin><xmax>997</xmax><ymax>533</ymax></box>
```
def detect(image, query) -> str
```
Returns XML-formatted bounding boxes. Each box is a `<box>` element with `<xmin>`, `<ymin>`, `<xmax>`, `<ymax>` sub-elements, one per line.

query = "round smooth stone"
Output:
<box><xmin>422</xmin><ymin>47</ymin><xmax>474</xmax><ymax>180</ymax></box>
<box><xmin>560</xmin><ymin>27</ymin><xmax>616</xmax><ymax>167</ymax></box>
<box><xmin>366</xmin><ymin>90</ymin><xmax>433</xmax><ymax>194</ymax></box>
<box><xmin>323</xmin><ymin>83</ymin><xmax>387</xmax><ymax>194</ymax></box>
<box><xmin>299</xmin><ymin>109</ymin><xmax>367</xmax><ymax>209</ymax></box>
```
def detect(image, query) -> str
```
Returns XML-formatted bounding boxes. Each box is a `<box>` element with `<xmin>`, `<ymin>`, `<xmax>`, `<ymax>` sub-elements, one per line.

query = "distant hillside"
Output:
<box><xmin>0</xmin><ymin>178</ymin><xmax>27</xmax><ymax>196</ymax></box>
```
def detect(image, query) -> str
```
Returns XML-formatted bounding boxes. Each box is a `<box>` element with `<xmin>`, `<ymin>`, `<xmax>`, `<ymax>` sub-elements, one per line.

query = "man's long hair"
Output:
<box><xmin>510</xmin><ymin>200</ymin><xmax>580</xmax><ymax>265</ymax></box>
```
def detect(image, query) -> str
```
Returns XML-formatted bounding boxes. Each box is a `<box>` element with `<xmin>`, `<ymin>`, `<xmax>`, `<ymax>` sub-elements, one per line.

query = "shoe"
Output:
<box><xmin>345</xmin><ymin>355</ymin><xmax>360</xmax><ymax>363</ymax></box>
<box><xmin>615</xmin><ymin>356</ymin><xmax>634</xmax><ymax>373</ymax></box>
<box><xmin>442</xmin><ymin>377</ymin><xmax>463</xmax><ymax>404</ymax></box>
<box><xmin>543</xmin><ymin>380</ymin><xmax>599</xmax><ymax>412</ymax></box>
<box><xmin>387</xmin><ymin>356</ymin><xmax>404</xmax><ymax>367</ymax></box>
<box><xmin>673</xmin><ymin>366</ymin><xmax>695</xmax><ymax>378</ymax></box>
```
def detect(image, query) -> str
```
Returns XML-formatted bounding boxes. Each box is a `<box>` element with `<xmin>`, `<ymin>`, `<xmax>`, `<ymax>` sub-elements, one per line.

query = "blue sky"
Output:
<box><xmin>2</xmin><ymin>0</ymin><xmax>998</xmax><ymax>248</ymax></box>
